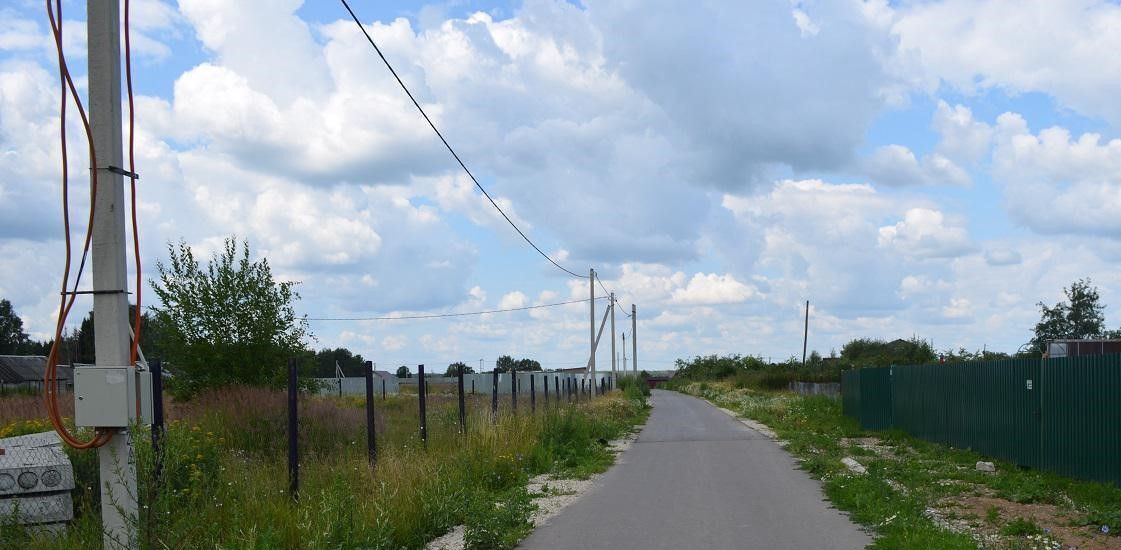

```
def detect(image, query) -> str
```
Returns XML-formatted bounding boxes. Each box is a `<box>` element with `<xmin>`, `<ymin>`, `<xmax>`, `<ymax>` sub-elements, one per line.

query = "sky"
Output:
<box><xmin>4</xmin><ymin>0</ymin><xmax>1121</xmax><ymax>372</ymax></box>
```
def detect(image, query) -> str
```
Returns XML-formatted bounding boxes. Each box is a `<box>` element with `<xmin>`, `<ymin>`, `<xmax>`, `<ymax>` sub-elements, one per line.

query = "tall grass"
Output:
<box><xmin>1</xmin><ymin>386</ymin><xmax>649</xmax><ymax>549</ymax></box>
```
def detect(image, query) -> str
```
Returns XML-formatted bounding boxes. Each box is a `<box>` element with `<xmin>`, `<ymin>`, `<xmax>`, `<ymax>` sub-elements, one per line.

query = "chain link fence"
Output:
<box><xmin>0</xmin><ymin>431</ymin><xmax>75</xmax><ymax>534</ymax></box>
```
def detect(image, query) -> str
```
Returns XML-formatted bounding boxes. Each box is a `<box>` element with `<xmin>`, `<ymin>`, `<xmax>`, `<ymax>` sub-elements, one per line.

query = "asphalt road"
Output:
<box><xmin>519</xmin><ymin>390</ymin><xmax>871</xmax><ymax>549</ymax></box>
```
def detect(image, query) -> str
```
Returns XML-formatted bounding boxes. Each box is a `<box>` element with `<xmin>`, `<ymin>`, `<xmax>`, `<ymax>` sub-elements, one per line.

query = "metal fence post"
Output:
<box><xmin>511</xmin><ymin>370</ymin><xmax>517</xmax><ymax>412</ymax></box>
<box><xmin>287</xmin><ymin>358</ymin><xmax>299</xmax><ymax>501</ymax></box>
<box><xmin>530</xmin><ymin>374</ymin><xmax>536</xmax><ymax>413</ymax></box>
<box><xmin>543</xmin><ymin>374</ymin><xmax>548</xmax><ymax>406</ymax></box>
<box><xmin>150</xmin><ymin>359</ymin><xmax>164</xmax><ymax>495</ymax></box>
<box><xmin>418</xmin><ymin>364</ymin><xmax>427</xmax><ymax>445</ymax></box>
<box><xmin>492</xmin><ymin>369</ymin><xmax>499</xmax><ymax>420</ymax></box>
<box><xmin>382</xmin><ymin>378</ymin><xmax>386</xmax><ymax>399</ymax></box>
<box><xmin>458</xmin><ymin>363</ymin><xmax>467</xmax><ymax>434</ymax></box>
<box><xmin>364</xmin><ymin>361</ymin><xmax>377</xmax><ymax>464</ymax></box>
<box><xmin>556</xmin><ymin>375</ymin><xmax>560</xmax><ymax>402</ymax></box>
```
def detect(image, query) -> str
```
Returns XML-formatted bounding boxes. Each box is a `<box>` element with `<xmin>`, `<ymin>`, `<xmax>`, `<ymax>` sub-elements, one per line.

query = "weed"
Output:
<box><xmin>1001</xmin><ymin>517</ymin><xmax>1042</xmax><ymax>536</ymax></box>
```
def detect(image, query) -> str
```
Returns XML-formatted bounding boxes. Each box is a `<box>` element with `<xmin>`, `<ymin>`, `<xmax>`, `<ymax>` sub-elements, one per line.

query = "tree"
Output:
<box><xmin>494</xmin><ymin>355</ymin><xmax>541</xmax><ymax>373</ymax></box>
<box><xmin>444</xmin><ymin>362</ymin><xmax>473</xmax><ymax>377</ymax></box>
<box><xmin>396</xmin><ymin>366</ymin><xmax>411</xmax><ymax>378</ymax></box>
<box><xmin>1029</xmin><ymin>278</ymin><xmax>1107</xmax><ymax>353</ymax></box>
<box><xmin>0</xmin><ymin>299</ymin><xmax>30</xmax><ymax>354</ymax></box>
<box><xmin>840</xmin><ymin>337</ymin><xmax>935</xmax><ymax>368</ymax></box>
<box><xmin>150</xmin><ymin>238</ymin><xmax>310</xmax><ymax>396</ymax></box>
<box><xmin>313</xmin><ymin>347</ymin><xmax>366</xmax><ymax>377</ymax></box>
<box><xmin>494</xmin><ymin>355</ymin><xmax>516</xmax><ymax>373</ymax></box>
<box><xmin>514</xmin><ymin>358</ymin><xmax>542</xmax><ymax>372</ymax></box>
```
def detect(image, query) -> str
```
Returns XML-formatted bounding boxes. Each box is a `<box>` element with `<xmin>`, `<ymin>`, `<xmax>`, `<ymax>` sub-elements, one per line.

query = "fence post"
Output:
<box><xmin>382</xmin><ymin>378</ymin><xmax>386</xmax><ymax>400</ymax></box>
<box><xmin>492</xmin><ymin>369</ymin><xmax>499</xmax><ymax>420</ymax></box>
<box><xmin>150</xmin><ymin>359</ymin><xmax>164</xmax><ymax>495</ymax></box>
<box><xmin>530</xmin><ymin>374</ymin><xmax>536</xmax><ymax>413</ymax></box>
<box><xmin>581</xmin><ymin>379</ymin><xmax>586</xmax><ymax>399</ymax></box>
<box><xmin>601</xmin><ymin>377</ymin><xmax>605</xmax><ymax>396</ymax></box>
<box><xmin>543</xmin><ymin>374</ymin><xmax>548</xmax><ymax>406</ymax></box>
<box><xmin>364</xmin><ymin>361</ymin><xmax>377</xmax><ymax>464</ymax></box>
<box><xmin>556</xmin><ymin>375</ymin><xmax>560</xmax><ymax>402</ymax></box>
<box><xmin>418</xmin><ymin>364</ymin><xmax>428</xmax><ymax>445</ymax></box>
<box><xmin>471</xmin><ymin>379</ymin><xmax>475</xmax><ymax>395</ymax></box>
<box><xmin>287</xmin><ymin>358</ymin><xmax>299</xmax><ymax>501</ymax></box>
<box><xmin>511</xmin><ymin>370</ymin><xmax>518</xmax><ymax>412</ymax></box>
<box><xmin>458</xmin><ymin>363</ymin><xmax>467</xmax><ymax>434</ymax></box>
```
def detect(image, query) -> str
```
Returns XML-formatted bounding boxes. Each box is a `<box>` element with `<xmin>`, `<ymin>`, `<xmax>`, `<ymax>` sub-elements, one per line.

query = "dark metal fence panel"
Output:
<box><xmin>1042</xmin><ymin>355</ymin><xmax>1121</xmax><ymax>486</ymax></box>
<box><xmin>841</xmin><ymin>369</ymin><xmax>860</xmax><ymax>421</ymax></box>
<box><xmin>847</xmin><ymin>355</ymin><xmax>1121</xmax><ymax>485</ymax></box>
<box><xmin>890</xmin><ymin>359</ymin><xmax>1040</xmax><ymax>467</ymax></box>
<box><xmin>858</xmin><ymin>367</ymin><xmax>893</xmax><ymax>430</ymax></box>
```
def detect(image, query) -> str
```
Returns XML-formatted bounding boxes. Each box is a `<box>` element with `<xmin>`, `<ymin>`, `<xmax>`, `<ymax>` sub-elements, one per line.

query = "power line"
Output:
<box><xmin>339</xmin><ymin>0</ymin><xmax>587</xmax><ymax>279</ymax></box>
<box><xmin>594</xmin><ymin>272</ymin><xmax>632</xmax><ymax>317</ymax></box>
<box><xmin>306</xmin><ymin>296</ymin><xmax>604</xmax><ymax>321</ymax></box>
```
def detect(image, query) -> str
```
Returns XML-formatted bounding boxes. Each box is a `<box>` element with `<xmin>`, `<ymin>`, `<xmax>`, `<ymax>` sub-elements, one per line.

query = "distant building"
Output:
<box><xmin>0</xmin><ymin>355</ymin><xmax>72</xmax><ymax>392</ymax></box>
<box><xmin>1046</xmin><ymin>339</ymin><xmax>1121</xmax><ymax>359</ymax></box>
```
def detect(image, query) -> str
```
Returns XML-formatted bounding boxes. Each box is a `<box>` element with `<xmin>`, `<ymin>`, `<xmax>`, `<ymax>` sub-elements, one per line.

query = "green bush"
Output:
<box><xmin>464</xmin><ymin>487</ymin><xmax>535</xmax><ymax>550</ymax></box>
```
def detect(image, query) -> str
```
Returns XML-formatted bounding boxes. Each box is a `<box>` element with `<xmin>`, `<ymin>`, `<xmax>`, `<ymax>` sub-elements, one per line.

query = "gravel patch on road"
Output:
<box><xmin>423</xmin><ymin>433</ymin><xmax>638</xmax><ymax>550</ymax></box>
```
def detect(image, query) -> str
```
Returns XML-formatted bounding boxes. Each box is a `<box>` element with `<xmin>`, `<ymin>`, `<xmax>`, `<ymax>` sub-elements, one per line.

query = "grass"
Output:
<box><xmin>1</xmin><ymin>384</ymin><xmax>649</xmax><ymax>549</ymax></box>
<box><xmin>670</xmin><ymin>380</ymin><xmax>1121</xmax><ymax>549</ymax></box>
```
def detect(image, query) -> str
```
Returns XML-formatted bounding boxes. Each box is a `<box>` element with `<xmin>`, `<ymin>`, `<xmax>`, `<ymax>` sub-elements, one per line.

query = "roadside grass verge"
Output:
<box><xmin>672</xmin><ymin>381</ymin><xmax>1121</xmax><ymax>549</ymax></box>
<box><xmin>1</xmin><ymin>387</ymin><xmax>648</xmax><ymax>549</ymax></box>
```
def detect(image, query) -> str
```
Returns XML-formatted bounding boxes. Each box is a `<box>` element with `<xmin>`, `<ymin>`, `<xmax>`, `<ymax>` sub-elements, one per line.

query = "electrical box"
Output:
<box><xmin>73</xmin><ymin>367</ymin><xmax>152</xmax><ymax>428</ymax></box>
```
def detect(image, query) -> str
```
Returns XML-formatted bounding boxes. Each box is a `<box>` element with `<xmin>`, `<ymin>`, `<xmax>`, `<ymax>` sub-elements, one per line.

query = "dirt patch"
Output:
<box><xmin>840</xmin><ymin>437</ymin><xmax>899</xmax><ymax>460</ymax></box>
<box><xmin>938</xmin><ymin>494</ymin><xmax>1118</xmax><ymax>549</ymax></box>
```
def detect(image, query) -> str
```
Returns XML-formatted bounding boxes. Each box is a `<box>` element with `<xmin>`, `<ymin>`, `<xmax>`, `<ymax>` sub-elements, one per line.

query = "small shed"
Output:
<box><xmin>0</xmin><ymin>356</ymin><xmax>71</xmax><ymax>392</ymax></box>
<box><xmin>1047</xmin><ymin>339</ymin><xmax>1121</xmax><ymax>358</ymax></box>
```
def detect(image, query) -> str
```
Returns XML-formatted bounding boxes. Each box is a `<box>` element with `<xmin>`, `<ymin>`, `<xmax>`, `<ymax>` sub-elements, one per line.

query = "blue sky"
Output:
<box><xmin>4</xmin><ymin>0</ymin><xmax>1121</xmax><ymax>371</ymax></box>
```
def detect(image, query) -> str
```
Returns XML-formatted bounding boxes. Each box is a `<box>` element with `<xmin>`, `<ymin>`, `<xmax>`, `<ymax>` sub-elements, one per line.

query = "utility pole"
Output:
<box><xmin>631</xmin><ymin>304</ymin><xmax>637</xmax><ymax>373</ymax></box>
<box><xmin>610</xmin><ymin>293</ymin><xmax>616</xmax><ymax>385</ymax></box>
<box><xmin>802</xmin><ymin>300</ymin><xmax>809</xmax><ymax>366</ymax></box>
<box><xmin>589</xmin><ymin>268</ymin><xmax>595</xmax><ymax>386</ymax></box>
<box><xmin>622</xmin><ymin>332</ymin><xmax>627</xmax><ymax>372</ymax></box>
<box><xmin>88</xmin><ymin>2</ymin><xmax>137</xmax><ymax>547</ymax></box>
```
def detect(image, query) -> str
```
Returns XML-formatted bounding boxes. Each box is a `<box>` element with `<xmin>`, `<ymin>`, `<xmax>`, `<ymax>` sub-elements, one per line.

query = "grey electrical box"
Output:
<box><xmin>73</xmin><ymin>367</ymin><xmax>153</xmax><ymax>427</ymax></box>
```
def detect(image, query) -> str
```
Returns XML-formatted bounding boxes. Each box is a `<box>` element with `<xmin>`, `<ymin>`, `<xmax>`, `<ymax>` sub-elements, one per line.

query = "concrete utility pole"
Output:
<box><xmin>631</xmin><ymin>304</ymin><xmax>637</xmax><ymax>373</ymax></box>
<box><xmin>622</xmin><ymin>332</ymin><xmax>627</xmax><ymax>371</ymax></box>
<box><xmin>589</xmin><ymin>268</ymin><xmax>595</xmax><ymax>384</ymax></box>
<box><xmin>610</xmin><ymin>293</ymin><xmax>616</xmax><ymax>384</ymax></box>
<box><xmin>88</xmin><ymin>2</ymin><xmax>137</xmax><ymax>547</ymax></box>
<box><xmin>802</xmin><ymin>300</ymin><xmax>809</xmax><ymax>366</ymax></box>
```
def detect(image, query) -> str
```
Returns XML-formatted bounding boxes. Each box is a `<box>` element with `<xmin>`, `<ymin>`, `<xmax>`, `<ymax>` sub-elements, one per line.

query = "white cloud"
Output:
<box><xmin>671</xmin><ymin>273</ymin><xmax>755</xmax><ymax>305</ymax></box>
<box><xmin>942</xmin><ymin>297</ymin><xmax>973</xmax><ymax>320</ymax></box>
<box><xmin>892</xmin><ymin>0</ymin><xmax>1121</xmax><ymax>124</ymax></box>
<box><xmin>878</xmin><ymin>208</ymin><xmax>974</xmax><ymax>259</ymax></box>
<box><xmin>993</xmin><ymin>113</ymin><xmax>1121</xmax><ymax>238</ymax></box>
<box><xmin>498</xmin><ymin>291</ymin><xmax>528</xmax><ymax>310</ymax></box>
<box><xmin>381</xmin><ymin>335</ymin><xmax>407</xmax><ymax>352</ymax></box>
<box><xmin>932</xmin><ymin>101</ymin><xmax>993</xmax><ymax>165</ymax></box>
<box><xmin>864</xmin><ymin>144</ymin><xmax>970</xmax><ymax>187</ymax></box>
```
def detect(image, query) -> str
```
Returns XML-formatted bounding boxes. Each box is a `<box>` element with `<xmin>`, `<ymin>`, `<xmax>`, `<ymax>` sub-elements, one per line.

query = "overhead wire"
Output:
<box><xmin>307</xmin><ymin>296</ymin><xmax>605</xmax><ymax>321</ymax></box>
<box><xmin>338</xmin><ymin>0</ymin><xmax>587</xmax><ymax>280</ymax></box>
<box><xmin>593</xmin><ymin>271</ymin><xmax>632</xmax><ymax>318</ymax></box>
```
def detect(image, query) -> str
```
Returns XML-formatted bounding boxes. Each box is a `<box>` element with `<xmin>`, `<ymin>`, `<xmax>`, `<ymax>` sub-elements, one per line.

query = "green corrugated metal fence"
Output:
<box><xmin>841</xmin><ymin>355</ymin><xmax>1118</xmax><ymax>486</ymax></box>
<box><xmin>1041</xmin><ymin>355</ymin><xmax>1121</xmax><ymax>486</ymax></box>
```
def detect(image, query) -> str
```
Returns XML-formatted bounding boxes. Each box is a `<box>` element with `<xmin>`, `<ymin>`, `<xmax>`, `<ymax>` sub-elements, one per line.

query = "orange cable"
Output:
<box><xmin>124</xmin><ymin>0</ymin><xmax>143</xmax><ymax>423</ymax></box>
<box><xmin>44</xmin><ymin>0</ymin><xmax>111</xmax><ymax>449</ymax></box>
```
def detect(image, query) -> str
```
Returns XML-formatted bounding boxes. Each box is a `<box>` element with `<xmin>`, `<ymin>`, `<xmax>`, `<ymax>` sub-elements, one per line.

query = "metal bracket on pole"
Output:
<box><xmin>587</xmin><ymin>303</ymin><xmax>611</xmax><ymax>369</ymax></box>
